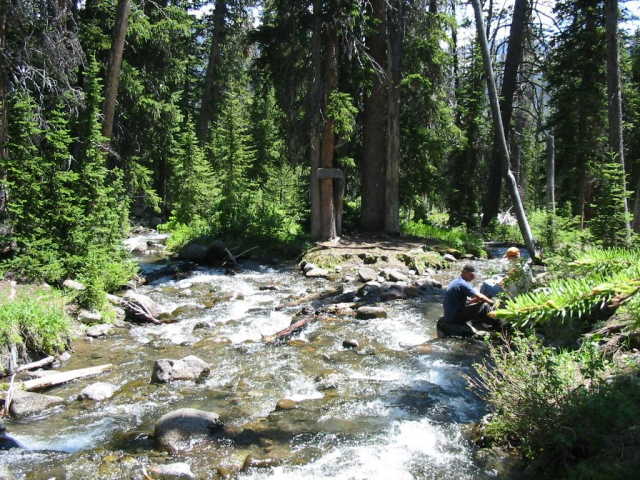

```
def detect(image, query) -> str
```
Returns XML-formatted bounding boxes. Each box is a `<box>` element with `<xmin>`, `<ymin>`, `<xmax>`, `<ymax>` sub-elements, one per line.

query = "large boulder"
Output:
<box><xmin>153</xmin><ymin>408</ymin><xmax>223</xmax><ymax>452</ymax></box>
<box><xmin>121</xmin><ymin>291</ymin><xmax>163</xmax><ymax>323</ymax></box>
<box><xmin>77</xmin><ymin>382</ymin><xmax>118</xmax><ymax>401</ymax></box>
<box><xmin>9</xmin><ymin>390</ymin><xmax>63</xmax><ymax>418</ymax></box>
<box><xmin>177</xmin><ymin>238</ymin><xmax>227</xmax><ymax>265</ymax></box>
<box><xmin>151</xmin><ymin>355</ymin><xmax>211</xmax><ymax>384</ymax></box>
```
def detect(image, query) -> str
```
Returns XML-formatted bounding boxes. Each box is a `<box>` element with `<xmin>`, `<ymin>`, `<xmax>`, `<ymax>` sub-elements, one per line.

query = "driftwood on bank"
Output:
<box><xmin>1</xmin><ymin>364</ymin><xmax>112</xmax><ymax>393</ymax></box>
<box><xmin>13</xmin><ymin>356</ymin><xmax>55</xmax><ymax>375</ymax></box>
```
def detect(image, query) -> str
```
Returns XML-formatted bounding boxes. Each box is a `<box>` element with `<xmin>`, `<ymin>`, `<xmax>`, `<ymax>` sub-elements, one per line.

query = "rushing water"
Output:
<box><xmin>1</xmin><ymin>235</ymin><xmax>508</xmax><ymax>479</ymax></box>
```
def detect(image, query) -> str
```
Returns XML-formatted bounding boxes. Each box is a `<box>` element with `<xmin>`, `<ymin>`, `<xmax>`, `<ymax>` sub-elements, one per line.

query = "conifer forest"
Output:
<box><xmin>2</xmin><ymin>1</ymin><xmax>640</xmax><ymax>479</ymax></box>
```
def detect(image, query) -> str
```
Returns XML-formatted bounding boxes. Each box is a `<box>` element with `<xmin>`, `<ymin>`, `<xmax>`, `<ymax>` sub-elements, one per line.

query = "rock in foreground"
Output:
<box><xmin>154</xmin><ymin>408</ymin><xmax>223</xmax><ymax>452</ymax></box>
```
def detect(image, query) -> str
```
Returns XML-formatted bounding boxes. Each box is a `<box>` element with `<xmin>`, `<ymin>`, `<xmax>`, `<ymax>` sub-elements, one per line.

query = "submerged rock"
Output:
<box><xmin>9</xmin><ymin>390</ymin><xmax>63</xmax><ymax>418</ymax></box>
<box><xmin>356</xmin><ymin>306</ymin><xmax>387</xmax><ymax>319</ymax></box>
<box><xmin>77</xmin><ymin>382</ymin><xmax>118</xmax><ymax>401</ymax></box>
<box><xmin>147</xmin><ymin>462</ymin><xmax>195</xmax><ymax>480</ymax></box>
<box><xmin>275</xmin><ymin>399</ymin><xmax>297</xmax><ymax>411</ymax></box>
<box><xmin>342</xmin><ymin>339</ymin><xmax>359</xmax><ymax>349</ymax></box>
<box><xmin>151</xmin><ymin>355</ymin><xmax>210</xmax><ymax>384</ymax></box>
<box><xmin>153</xmin><ymin>408</ymin><xmax>223</xmax><ymax>452</ymax></box>
<box><xmin>241</xmin><ymin>455</ymin><xmax>281</xmax><ymax>472</ymax></box>
<box><xmin>0</xmin><ymin>465</ymin><xmax>15</xmax><ymax>479</ymax></box>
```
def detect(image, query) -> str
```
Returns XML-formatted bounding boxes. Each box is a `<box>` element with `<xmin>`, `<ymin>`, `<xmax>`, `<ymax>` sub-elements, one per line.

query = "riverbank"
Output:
<box><xmin>469</xmin><ymin>247</ymin><xmax>640</xmax><ymax>479</ymax></box>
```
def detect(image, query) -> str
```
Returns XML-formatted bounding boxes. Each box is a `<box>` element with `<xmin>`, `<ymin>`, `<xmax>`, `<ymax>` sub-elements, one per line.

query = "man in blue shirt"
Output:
<box><xmin>438</xmin><ymin>264</ymin><xmax>499</xmax><ymax>337</ymax></box>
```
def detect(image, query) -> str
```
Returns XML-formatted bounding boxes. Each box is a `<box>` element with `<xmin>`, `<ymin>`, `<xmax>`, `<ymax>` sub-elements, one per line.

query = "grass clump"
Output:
<box><xmin>401</xmin><ymin>220</ymin><xmax>483</xmax><ymax>255</ymax></box>
<box><xmin>472</xmin><ymin>334</ymin><xmax>640</xmax><ymax>478</ymax></box>
<box><xmin>0</xmin><ymin>286</ymin><xmax>70</xmax><ymax>355</ymax></box>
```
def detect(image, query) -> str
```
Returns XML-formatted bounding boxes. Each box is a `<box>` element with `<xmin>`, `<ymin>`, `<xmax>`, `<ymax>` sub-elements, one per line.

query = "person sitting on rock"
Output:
<box><xmin>438</xmin><ymin>264</ymin><xmax>501</xmax><ymax>338</ymax></box>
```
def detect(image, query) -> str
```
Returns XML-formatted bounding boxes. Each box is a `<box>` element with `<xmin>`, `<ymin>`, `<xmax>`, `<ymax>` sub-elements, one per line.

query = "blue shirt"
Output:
<box><xmin>443</xmin><ymin>277</ymin><xmax>479</xmax><ymax>322</ymax></box>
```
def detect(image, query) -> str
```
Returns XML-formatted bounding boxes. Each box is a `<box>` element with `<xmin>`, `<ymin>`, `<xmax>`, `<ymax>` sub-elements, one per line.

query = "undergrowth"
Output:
<box><xmin>472</xmin><ymin>334</ymin><xmax>640</xmax><ymax>479</ymax></box>
<box><xmin>0</xmin><ymin>286</ymin><xmax>70</xmax><ymax>355</ymax></box>
<box><xmin>401</xmin><ymin>220</ymin><xmax>483</xmax><ymax>255</ymax></box>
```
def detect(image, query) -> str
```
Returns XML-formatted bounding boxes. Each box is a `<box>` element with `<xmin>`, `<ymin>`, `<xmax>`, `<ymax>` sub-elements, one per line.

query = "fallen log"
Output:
<box><xmin>14</xmin><ymin>356</ymin><xmax>55</xmax><ymax>375</ymax></box>
<box><xmin>0</xmin><ymin>364</ymin><xmax>112</xmax><ymax>392</ymax></box>
<box><xmin>276</xmin><ymin>286</ymin><xmax>343</xmax><ymax>310</ymax></box>
<box><xmin>263</xmin><ymin>316</ymin><xmax>319</xmax><ymax>343</ymax></box>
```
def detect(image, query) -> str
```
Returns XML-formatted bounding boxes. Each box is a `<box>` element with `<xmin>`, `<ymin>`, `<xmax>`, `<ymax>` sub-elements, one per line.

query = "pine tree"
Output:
<box><xmin>170</xmin><ymin>121</ymin><xmax>218</xmax><ymax>226</ymax></box>
<box><xmin>211</xmin><ymin>84</ymin><xmax>256</xmax><ymax>235</ymax></box>
<box><xmin>2</xmin><ymin>93</ymin><xmax>65</xmax><ymax>280</ymax></box>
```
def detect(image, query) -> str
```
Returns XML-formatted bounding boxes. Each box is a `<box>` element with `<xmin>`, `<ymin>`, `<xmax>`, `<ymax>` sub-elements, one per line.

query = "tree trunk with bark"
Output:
<box><xmin>309</xmin><ymin>0</ymin><xmax>323</xmax><ymax>240</ymax></box>
<box><xmin>471</xmin><ymin>0</ymin><xmax>537</xmax><ymax>261</ymax></box>
<box><xmin>102</xmin><ymin>0</ymin><xmax>131</xmax><ymax>140</ymax></box>
<box><xmin>319</xmin><ymin>25</ymin><xmax>338</xmax><ymax>241</ymax></box>
<box><xmin>385</xmin><ymin>0</ymin><xmax>403</xmax><ymax>235</ymax></box>
<box><xmin>198</xmin><ymin>0</ymin><xmax>227</xmax><ymax>144</ymax></box>
<box><xmin>605</xmin><ymin>0</ymin><xmax>631</xmax><ymax>241</ymax></box>
<box><xmin>481</xmin><ymin>0</ymin><xmax>529</xmax><ymax>228</ymax></box>
<box><xmin>361</xmin><ymin>0</ymin><xmax>388</xmax><ymax>232</ymax></box>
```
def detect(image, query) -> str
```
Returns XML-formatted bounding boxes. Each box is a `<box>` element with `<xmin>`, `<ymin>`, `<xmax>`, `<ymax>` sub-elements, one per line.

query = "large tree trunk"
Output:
<box><xmin>361</xmin><ymin>0</ymin><xmax>388</xmax><ymax>232</ymax></box>
<box><xmin>309</xmin><ymin>3</ymin><xmax>323</xmax><ymax>240</ymax></box>
<box><xmin>481</xmin><ymin>0</ymin><xmax>529</xmax><ymax>228</ymax></box>
<box><xmin>198</xmin><ymin>0</ymin><xmax>227</xmax><ymax>144</ymax></box>
<box><xmin>102</xmin><ymin>0</ymin><xmax>131</xmax><ymax>140</ymax></box>
<box><xmin>385</xmin><ymin>0</ymin><xmax>403</xmax><ymax>235</ymax></box>
<box><xmin>318</xmin><ymin>25</ymin><xmax>338</xmax><ymax>241</ymax></box>
<box><xmin>605</xmin><ymin>0</ymin><xmax>631</xmax><ymax>241</ymax></box>
<box><xmin>471</xmin><ymin>0</ymin><xmax>537</xmax><ymax>261</ymax></box>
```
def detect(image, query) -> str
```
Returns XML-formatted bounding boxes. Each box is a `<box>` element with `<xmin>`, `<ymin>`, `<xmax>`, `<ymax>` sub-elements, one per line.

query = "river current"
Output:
<box><xmin>2</xmin><ymin>234</ymin><xmax>504</xmax><ymax>479</ymax></box>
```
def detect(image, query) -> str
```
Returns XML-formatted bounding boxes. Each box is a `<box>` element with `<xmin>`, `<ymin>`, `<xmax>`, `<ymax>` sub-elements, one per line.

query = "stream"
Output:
<box><xmin>1</xmin><ymin>233</ymin><xmax>509</xmax><ymax>480</ymax></box>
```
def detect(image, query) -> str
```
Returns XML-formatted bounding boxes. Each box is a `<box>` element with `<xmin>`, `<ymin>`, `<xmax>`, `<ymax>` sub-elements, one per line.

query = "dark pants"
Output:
<box><xmin>437</xmin><ymin>302</ymin><xmax>502</xmax><ymax>338</ymax></box>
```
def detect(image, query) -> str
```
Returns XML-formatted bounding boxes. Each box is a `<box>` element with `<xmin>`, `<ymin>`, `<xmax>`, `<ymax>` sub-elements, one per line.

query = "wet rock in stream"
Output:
<box><xmin>153</xmin><ymin>408</ymin><xmax>223</xmax><ymax>452</ymax></box>
<box><xmin>86</xmin><ymin>324</ymin><xmax>113</xmax><ymax>338</ymax></box>
<box><xmin>151</xmin><ymin>355</ymin><xmax>211</xmax><ymax>384</ymax></box>
<box><xmin>77</xmin><ymin>382</ymin><xmax>118</xmax><ymax>401</ymax></box>
<box><xmin>8</xmin><ymin>390</ymin><xmax>64</xmax><ymax>418</ymax></box>
<box><xmin>356</xmin><ymin>306</ymin><xmax>387</xmax><ymax>319</ymax></box>
<box><xmin>147</xmin><ymin>462</ymin><xmax>195</xmax><ymax>480</ymax></box>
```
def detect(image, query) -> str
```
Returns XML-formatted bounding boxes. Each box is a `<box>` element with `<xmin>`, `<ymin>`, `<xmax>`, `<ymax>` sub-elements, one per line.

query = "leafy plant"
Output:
<box><xmin>492</xmin><ymin>265</ymin><xmax>640</xmax><ymax>328</ymax></box>
<box><xmin>401</xmin><ymin>220</ymin><xmax>483</xmax><ymax>255</ymax></box>
<box><xmin>0</xmin><ymin>286</ymin><xmax>70</xmax><ymax>355</ymax></box>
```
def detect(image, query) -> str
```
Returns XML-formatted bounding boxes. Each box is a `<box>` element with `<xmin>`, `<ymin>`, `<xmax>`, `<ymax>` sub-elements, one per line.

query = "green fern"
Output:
<box><xmin>493</xmin><ymin>265</ymin><xmax>640</xmax><ymax>328</ymax></box>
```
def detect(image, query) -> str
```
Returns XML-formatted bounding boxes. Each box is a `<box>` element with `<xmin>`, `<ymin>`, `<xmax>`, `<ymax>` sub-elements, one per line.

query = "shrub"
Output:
<box><xmin>472</xmin><ymin>334</ymin><xmax>640</xmax><ymax>478</ymax></box>
<box><xmin>401</xmin><ymin>220</ymin><xmax>483</xmax><ymax>255</ymax></box>
<box><xmin>0</xmin><ymin>286</ymin><xmax>70</xmax><ymax>355</ymax></box>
